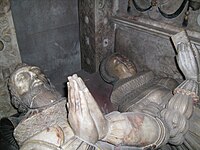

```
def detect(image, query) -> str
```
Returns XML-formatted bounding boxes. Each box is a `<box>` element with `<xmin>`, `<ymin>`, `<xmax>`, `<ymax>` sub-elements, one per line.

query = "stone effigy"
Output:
<box><xmin>97</xmin><ymin>30</ymin><xmax>200</xmax><ymax>149</ymax></box>
<box><xmin>99</xmin><ymin>52</ymin><xmax>179</xmax><ymax>112</ymax></box>
<box><xmin>2</xmin><ymin>30</ymin><xmax>200</xmax><ymax>150</ymax></box>
<box><xmin>2</xmin><ymin>64</ymin><xmax>102</xmax><ymax>150</ymax></box>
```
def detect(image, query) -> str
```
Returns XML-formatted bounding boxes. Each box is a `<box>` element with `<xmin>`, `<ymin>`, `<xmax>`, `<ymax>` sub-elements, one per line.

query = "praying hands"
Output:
<box><xmin>67</xmin><ymin>74</ymin><xmax>108</xmax><ymax>144</ymax></box>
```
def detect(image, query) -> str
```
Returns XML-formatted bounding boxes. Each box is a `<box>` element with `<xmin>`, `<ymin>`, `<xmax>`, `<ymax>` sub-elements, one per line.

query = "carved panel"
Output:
<box><xmin>0</xmin><ymin>1</ymin><xmax>21</xmax><ymax>69</ymax></box>
<box><xmin>115</xmin><ymin>27</ymin><xmax>183</xmax><ymax>80</ymax></box>
<box><xmin>112</xmin><ymin>15</ymin><xmax>200</xmax><ymax>80</ymax></box>
<box><xmin>118</xmin><ymin>0</ymin><xmax>200</xmax><ymax>32</ymax></box>
<box><xmin>0</xmin><ymin>0</ymin><xmax>21</xmax><ymax>119</ymax></box>
<box><xmin>79</xmin><ymin>0</ymin><xmax>200</xmax><ymax>73</ymax></box>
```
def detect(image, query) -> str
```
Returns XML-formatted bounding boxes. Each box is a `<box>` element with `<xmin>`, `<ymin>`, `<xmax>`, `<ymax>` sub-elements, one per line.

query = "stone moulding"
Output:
<box><xmin>112</xmin><ymin>16</ymin><xmax>200</xmax><ymax>46</ymax></box>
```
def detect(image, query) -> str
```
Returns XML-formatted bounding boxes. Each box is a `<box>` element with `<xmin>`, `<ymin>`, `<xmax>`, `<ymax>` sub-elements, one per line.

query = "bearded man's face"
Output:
<box><xmin>10</xmin><ymin>66</ymin><xmax>48</xmax><ymax>97</ymax></box>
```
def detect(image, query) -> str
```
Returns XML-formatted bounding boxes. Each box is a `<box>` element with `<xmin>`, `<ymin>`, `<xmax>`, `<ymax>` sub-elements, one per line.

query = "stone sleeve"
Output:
<box><xmin>161</xmin><ymin>79</ymin><xmax>197</xmax><ymax>145</ymax></box>
<box><xmin>174</xmin><ymin>79</ymin><xmax>199</xmax><ymax>103</ymax></box>
<box><xmin>102</xmin><ymin>111</ymin><xmax>169</xmax><ymax>149</ymax></box>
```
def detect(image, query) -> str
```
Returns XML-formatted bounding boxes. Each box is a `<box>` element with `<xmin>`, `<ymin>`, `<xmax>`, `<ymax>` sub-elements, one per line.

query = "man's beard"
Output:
<box><xmin>20</xmin><ymin>83</ymin><xmax>62</xmax><ymax>110</ymax></box>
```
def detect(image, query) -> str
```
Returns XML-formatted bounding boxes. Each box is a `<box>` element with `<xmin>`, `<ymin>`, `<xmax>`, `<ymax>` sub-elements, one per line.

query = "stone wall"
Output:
<box><xmin>11</xmin><ymin>0</ymin><xmax>81</xmax><ymax>95</ymax></box>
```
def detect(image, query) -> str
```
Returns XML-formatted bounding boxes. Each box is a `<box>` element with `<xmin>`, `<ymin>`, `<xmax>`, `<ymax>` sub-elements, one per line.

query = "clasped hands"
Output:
<box><xmin>67</xmin><ymin>74</ymin><xmax>108</xmax><ymax>144</ymax></box>
<box><xmin>177</xmin><ymin>42</ymin><xmax>199</xmax><ymax>81</ymax></box>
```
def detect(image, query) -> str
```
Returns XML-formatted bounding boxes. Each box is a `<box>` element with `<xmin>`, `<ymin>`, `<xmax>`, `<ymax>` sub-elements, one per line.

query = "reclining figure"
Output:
<box><xmin>5</xmin><ymin>64</ymin><xmax>100</xmax><ymax>149</ymax></box>
<box><xmin>4</xmin><ymin>31</ymin><xmax>200</xmax><ymax>149</ymax></box>
<box><xmin>68</xmin><ymin>31</ymin><xmax>200</xmax><ymax>149</ymax></box>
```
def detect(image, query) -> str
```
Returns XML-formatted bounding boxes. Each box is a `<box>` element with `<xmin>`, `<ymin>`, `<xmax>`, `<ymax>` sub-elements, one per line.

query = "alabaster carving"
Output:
<box><xmin>99</xmin><ymin>53</ymin><xmax>137</xmax><ymax>84</ymax></box>
<box><xmin>8</xmin><ymin>64</ymin><xmax>63</xmax><ymax>114</ymax></box>
<box><xmin>96</xmin><ymin>30</ymin><xmax>200</xmax><ymax>149</ymax></box>
<box><xmin>6</xmin><ymin>64</ymin><xmax>100</xmax><ymax>150</ymax></box>
<box><xmin>67</xmin><ymin>74</ymin><xmax>168</xmax><ymax>149</ymax></box>
<box><xmin>4</xmin><ymin>30</ymin><xmax>200</xmax><ymax>150</ymax></box>
<box><xmin>100</xmin><ymin>53</ymin><xmax>179</xmax><ymax>113</ymax></box>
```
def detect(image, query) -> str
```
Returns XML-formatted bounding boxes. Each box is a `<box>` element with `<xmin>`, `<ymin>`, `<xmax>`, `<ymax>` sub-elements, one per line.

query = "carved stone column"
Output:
<box><xmin>79</xmin><ymin>0</ymin><xmax>115</xmax><ymax>72</ymax></box>
<box><xmin>0</xmin><ymin>0</ymin><xmax>21</xmax><ymax>118</ymax></box>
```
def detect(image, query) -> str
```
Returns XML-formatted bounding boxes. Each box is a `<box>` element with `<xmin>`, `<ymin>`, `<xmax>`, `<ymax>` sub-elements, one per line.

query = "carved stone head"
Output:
<box><xmin>100</xmin><ymin>53</ymin><xmax>137</xmax><ymax>84</ymax></box>
<box><xmin>8</xmin><ymin>64</ymin><xmax>62</xmax><ymax>113</ymax></box>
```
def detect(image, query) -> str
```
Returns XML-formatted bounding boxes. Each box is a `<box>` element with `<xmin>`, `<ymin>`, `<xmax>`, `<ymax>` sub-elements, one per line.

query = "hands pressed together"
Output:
<box><xmin>176</xmin><ymin>42</ymin><xmax>199</xmax><ymax>81</ymax></box>
<box><xmin>66</xmin><ymin>32</ymin><xmax>200</xmax><ymax>146</ymax></box>
<box><xmin>67</xmin><ymin>74</ymin><xmax>108</xmax><ymax>144</ymax></box>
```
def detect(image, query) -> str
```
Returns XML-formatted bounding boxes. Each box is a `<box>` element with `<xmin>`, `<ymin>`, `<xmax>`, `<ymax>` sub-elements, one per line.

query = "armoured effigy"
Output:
<box><xmin>3</xmin><ymin>30</ymin><xmax>200</xmax><ymax>150</ymax></box>
<box><xmin>99</xmin><ymin>52</ymin><xmax>179</xmax><ymax>112</ymax></box>
<box><xmin>96</xmin><ymin>30</ymin><xmax>200</xmax><ymax>149</ymax></box>
<box><xmin>68</xmin><ymin>31</ymin><xmax>200</xmax><ymax>150</ymax></box>
<box><xmin>2</xmin><ymin>64</ymin><xmax>104</xmax><ymax>150</ymax></box>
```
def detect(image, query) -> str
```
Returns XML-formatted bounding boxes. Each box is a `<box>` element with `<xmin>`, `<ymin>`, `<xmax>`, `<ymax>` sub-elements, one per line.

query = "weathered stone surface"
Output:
<box><xmin>0</xmin><ymin>2</ymin><xmax>21</xmax><ymax>70</ymax></box>
<box><xmin>0</xmin><ymin>79</ymin><xmax>17</xmax><ymax>119</ymax></box>
<box><xmin>79</xmin><ymin>0</ymin><xmax>115</xmax><ymax>72</ymax></box>
<box><xmin>115</xmin><ymin>27</ymin><xmax>182</xmax><ymax>79</ymax></box>
<box><xmin>0</xmin><ymin>0</ymin><xmax>20</xmax><ymax>119</ymax></box>
<box><xmin>11</xmin><ymin>0</ymin><xmax>81</xmax><ymax>95</ymax></box>
<box><xmin>117</xmin><ymin>0</ymin><xmax>200</xmax><ymax>32</ymax></box>
<box><xmin>80</xmin><ymin>0</ymin><xmax>200</xmax><ymax>78</ymax></box>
